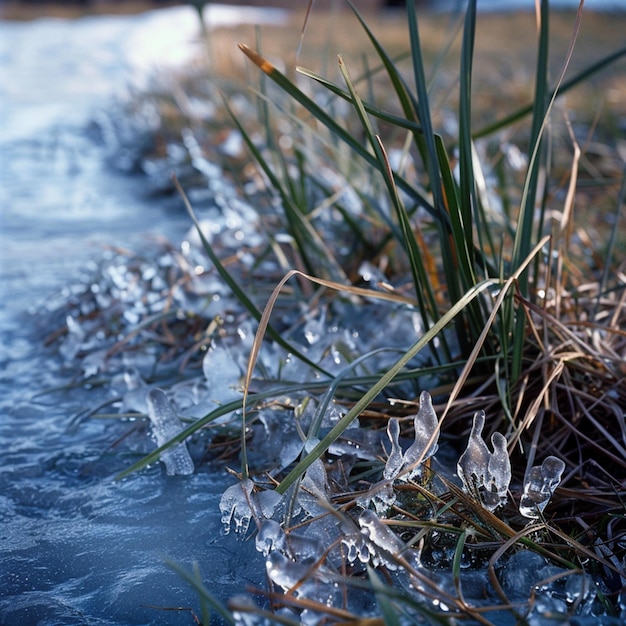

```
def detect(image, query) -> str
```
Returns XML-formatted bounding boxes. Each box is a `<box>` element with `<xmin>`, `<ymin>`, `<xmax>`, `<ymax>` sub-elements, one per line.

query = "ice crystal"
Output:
<box><xmin>457</xmin><ymin>411</ymin><xmax>510</xmax><ymax>511</ymax></box>
<box><xmin>145</xmin><ymin>388</ymin><xmax>194</xmax><ymax>476</ymax></box>
<box><xmin>519</xmin><ymin>456</ymin><xmax>565</xmax><ymax>518</ymax></box>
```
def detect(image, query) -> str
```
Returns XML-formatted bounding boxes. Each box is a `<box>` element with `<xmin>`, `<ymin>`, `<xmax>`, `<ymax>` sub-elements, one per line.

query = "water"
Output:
<box><xmin>0</xmin><ymin>6</ymin><xmax>283</xmax><ymax>625</ymax></box>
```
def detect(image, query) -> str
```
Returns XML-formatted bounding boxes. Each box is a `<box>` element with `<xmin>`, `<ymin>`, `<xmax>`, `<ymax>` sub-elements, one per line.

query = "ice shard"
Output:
<box><xmin>519</xmin><ymin>456</ymin><xmax>565</xmax><ymax>519</ymax></box>
<box><xmin>483</xmin><ymin>432</ymin><xmax>511</xmax><ymax>511</ymax></box>
<box><xmin>146</xmin><ymin>388</ymin><xmax>194</xmax><ymax>476</ymax></box>
<box><xmin>457</xmin><ymin>410</ymin><xmax>490</xmax><ymax>494</ymax></box>
<box><xmin>383</xmin><ymin>418</ymin><xmax>404</xmax><ymax>480</ymax></box>
<box><xmin>220</xmin><ymin>478</ymin><xmax>255</xmax><ymax>535</ymax></box>
<box><xmin>402</xmin><ymin>390</ymin><xmax>439</xmax><ymax>480</ymax></box>
<box><xmin>457</xmin><ymin>411</ymin><xmax>511</xmax><ymax>511</ymax></box>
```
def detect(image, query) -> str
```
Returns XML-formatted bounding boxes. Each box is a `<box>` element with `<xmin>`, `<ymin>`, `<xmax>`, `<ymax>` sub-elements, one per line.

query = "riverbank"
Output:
<box><xmin>2</xmin><ymin>3</ymin><xmax>625</xmax><ymax>624</ymax></box>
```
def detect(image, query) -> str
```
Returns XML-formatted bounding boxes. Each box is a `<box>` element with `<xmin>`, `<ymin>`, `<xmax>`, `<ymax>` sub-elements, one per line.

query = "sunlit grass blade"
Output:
<box><xmin>296</xmin><ymin>65</ymin><xmax>424</xmax><ymax>132</ymax></box>
<box><xmin>236</xmin><ymin>46</ymin><xmax>438</xmax><ymax>221</ymax></box>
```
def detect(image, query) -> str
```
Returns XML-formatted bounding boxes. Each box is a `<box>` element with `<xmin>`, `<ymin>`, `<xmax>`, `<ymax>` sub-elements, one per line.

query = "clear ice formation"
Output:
<box><xmin>383</xmin><ymin>418</ymin><xmax>404</xmax><ymax>480</ymax></box>
<box><xmin>220</xmin><ymin>480</ymin><xmax>284</xmax><ymax>536</ymax></box>
<box><xmin>145</xmin><ymin>388</ymin><xmax>195</xmax><ymax>476</ymax></box>
<box><xmin>201</xmin><ymin>344</ymin><xmax>243</xmax><ymax>407</ymax></box>
<box><xmin>220</xmin><ymin>478</ymin><xmax>255</xmax><ymax>535</ymax></box>
<box><xmin>358</xmin><ymin>509</ymin><xmax>420</xmax><ymax>571</ymax></box>
<box><xmin>519</xmin><ymin>456</ymin><xmax>566</xmax><ymax>518</ymax></box>
<box><xmin>457</xmin><ymin>410</ymin><xmax>511</xmax><ymax>511</ymax></box>
<box><xmin>403</xmin><ymin>390</ymin><xmax>439</xmax><ymax>478</ymax></box>
<box><xmin>383</xmin><ymin>390</ymin><xmax>439</xmax><ymax>481</ymax></box>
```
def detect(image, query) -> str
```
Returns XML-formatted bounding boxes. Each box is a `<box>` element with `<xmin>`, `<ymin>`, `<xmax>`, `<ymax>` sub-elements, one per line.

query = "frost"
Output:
<box><xmin>145</xmin><ymin>388</ymin><xmax>194</xmax><ymax>476</ymax></box>
<box><xmin>457</xmin><ymin>411</ymin><xmax>510</xmax><ymax>511</ymax></box>
<box><xmin>519</xmin><ymin>456</ymin><xmax>565</xmax><ymax>519</ymax></box>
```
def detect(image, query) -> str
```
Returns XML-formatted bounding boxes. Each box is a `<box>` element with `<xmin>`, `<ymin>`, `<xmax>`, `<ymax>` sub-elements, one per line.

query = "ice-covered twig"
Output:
<box><xmin>519</xmin><ymin>456</ymin><xmax>565</xmax><ymax>519</ymax></box>
<box><xmin>146</xmin><ymin>388</ymin><xmax>194</xmax><ymax>476</ymax></box>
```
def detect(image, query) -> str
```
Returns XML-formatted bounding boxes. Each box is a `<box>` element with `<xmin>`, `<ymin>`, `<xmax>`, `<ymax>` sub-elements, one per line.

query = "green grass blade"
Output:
<box><xmin>297</xmin><ymin>65</ymin><xmax>424</xmax><ymax>134</ymax></box>
<box><xmin>337</xmin><ymin>54</ymin><xmax>440</xmax><ymax>328</ymax></box>
<box><xmin>165</xmin><ymin>560</ymin><xmax>235</xmax><ymax>625</ymax></box>
<box><xmin>238</xmin><ymin>44</ymin><xmax>438</xmax><ymax>221</ymax></box>
<box><xmin>473</xmin><ymin>46</ymin><xmax>626</xmax><ymax>140</ymax></box>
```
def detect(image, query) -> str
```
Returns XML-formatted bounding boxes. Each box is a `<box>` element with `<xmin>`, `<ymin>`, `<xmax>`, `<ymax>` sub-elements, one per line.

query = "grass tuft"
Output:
<box><xmin>55</xmin><ymin>0</ymin><xmax>626</xmax><ymax>621</ymax></box>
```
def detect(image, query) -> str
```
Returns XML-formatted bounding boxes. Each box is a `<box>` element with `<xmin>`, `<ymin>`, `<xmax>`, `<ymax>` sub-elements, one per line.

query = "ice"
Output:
<box><xmin>457</xmin><ymin>411</ymin><xmax>511</xmax><ymax>511</ymax></box>
<box><xmin>457</xmin><ymin>411</ymin><xmax>490</xmax><ymax>491</ymax></box>
<box><xmin>402</xmin><ymin>390</ymin><xmax>439</xmax><ymax>480</ymax></box>
<box><xmin>383</xmin><ymin>418</ymin><xmax>404</xmax><ymax>480</ymax></box>
<box><xmin>266</xmin><ymin>551</ymin><xmax>317</xmax><ymax>591</ymax></box>
<box><xmin>120</xmin><ymin>367</ymin><xmax>149</xmax><ymax>414</ymax></box>
<box><xmin>500</xmin><ymin>550</ymin><xmax>548</xmax><ymax>600</ymax></box>
<box><xmin>298</xmin><ymin>440</ymin><xmax>330</xmax><ymax>518</ymax></box>
<box><xmin>221</xmin><ymin>480</ymin><xmax>283</xmax><ymax>536</ymax></box>
<box><xmin>256</xmin><ymin>519</ymin><xmax>287</xmax><ymax>557</ymax></box>
<box><xmin>201</xmin><ymin>344</ymin><xmax>243</xmax><ymax>406</ymax></box>
<box><xmin>519</xmin><ymin>456</ymin><xmax>565</xmax><ymax>519</ymax></box>
<box><xmin>483</xmin><ymin>432</ymin><xmax>511</xmax><ymax>511</ymax></box>
<box><xmin>220</xmin><ymin>478</ymin><xmax>255</xmax><ymax>535</ymax></box>
<box><xmin>358</xmin><ymin>509</ymin><xmax>419</xmax><ymax>570</ymax></box>
<box><xmin>382</xmin><ymin>391</ymin><xmax>439</xmax><ymax>483</ymax></box>
<box><xmin>59</xmin><ymin>315</ymin><xmax>86</xmax><ymax>361</ymax></box>
<box><xmin>145</xmin><ymin>388</ymin><xmax>194</xmax><ymax>476</ymax></box>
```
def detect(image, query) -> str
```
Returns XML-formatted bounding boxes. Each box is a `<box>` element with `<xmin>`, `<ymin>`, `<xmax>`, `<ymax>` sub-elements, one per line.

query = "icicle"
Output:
<box><xmin>457</xmin><ymin>410</ymin><xmax>490</xmax><ymax>493</ymax></box>
<box><xmin>402</xmin><ymin>390</ymin><xmax>439</xmax><ymax>480</ymax></box>
<box><xmin>519</xmin><ymin>456</ymin><xmax>565</xmax><ymax>519</ymax></box>
<box><xmin>383</xmin><ymin>418</ymin><xmax>404</xmax><ymax>480</ymax></box>
<box><xmin>457</xmin><ymin>411</ymin><xmax>511</xmax><ymax>511</ymax></box>
<box><xmin>146</xmin><ymin>388</ymin><xmax>194</xmax><ymax>476</ymax></box>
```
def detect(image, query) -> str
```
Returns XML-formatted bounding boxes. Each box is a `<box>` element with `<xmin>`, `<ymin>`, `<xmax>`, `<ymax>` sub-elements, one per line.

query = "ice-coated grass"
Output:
<box><xmin>48</xmin><ymin>0</ymin><xmax>626</xmax><ymax>623</ymax></box>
